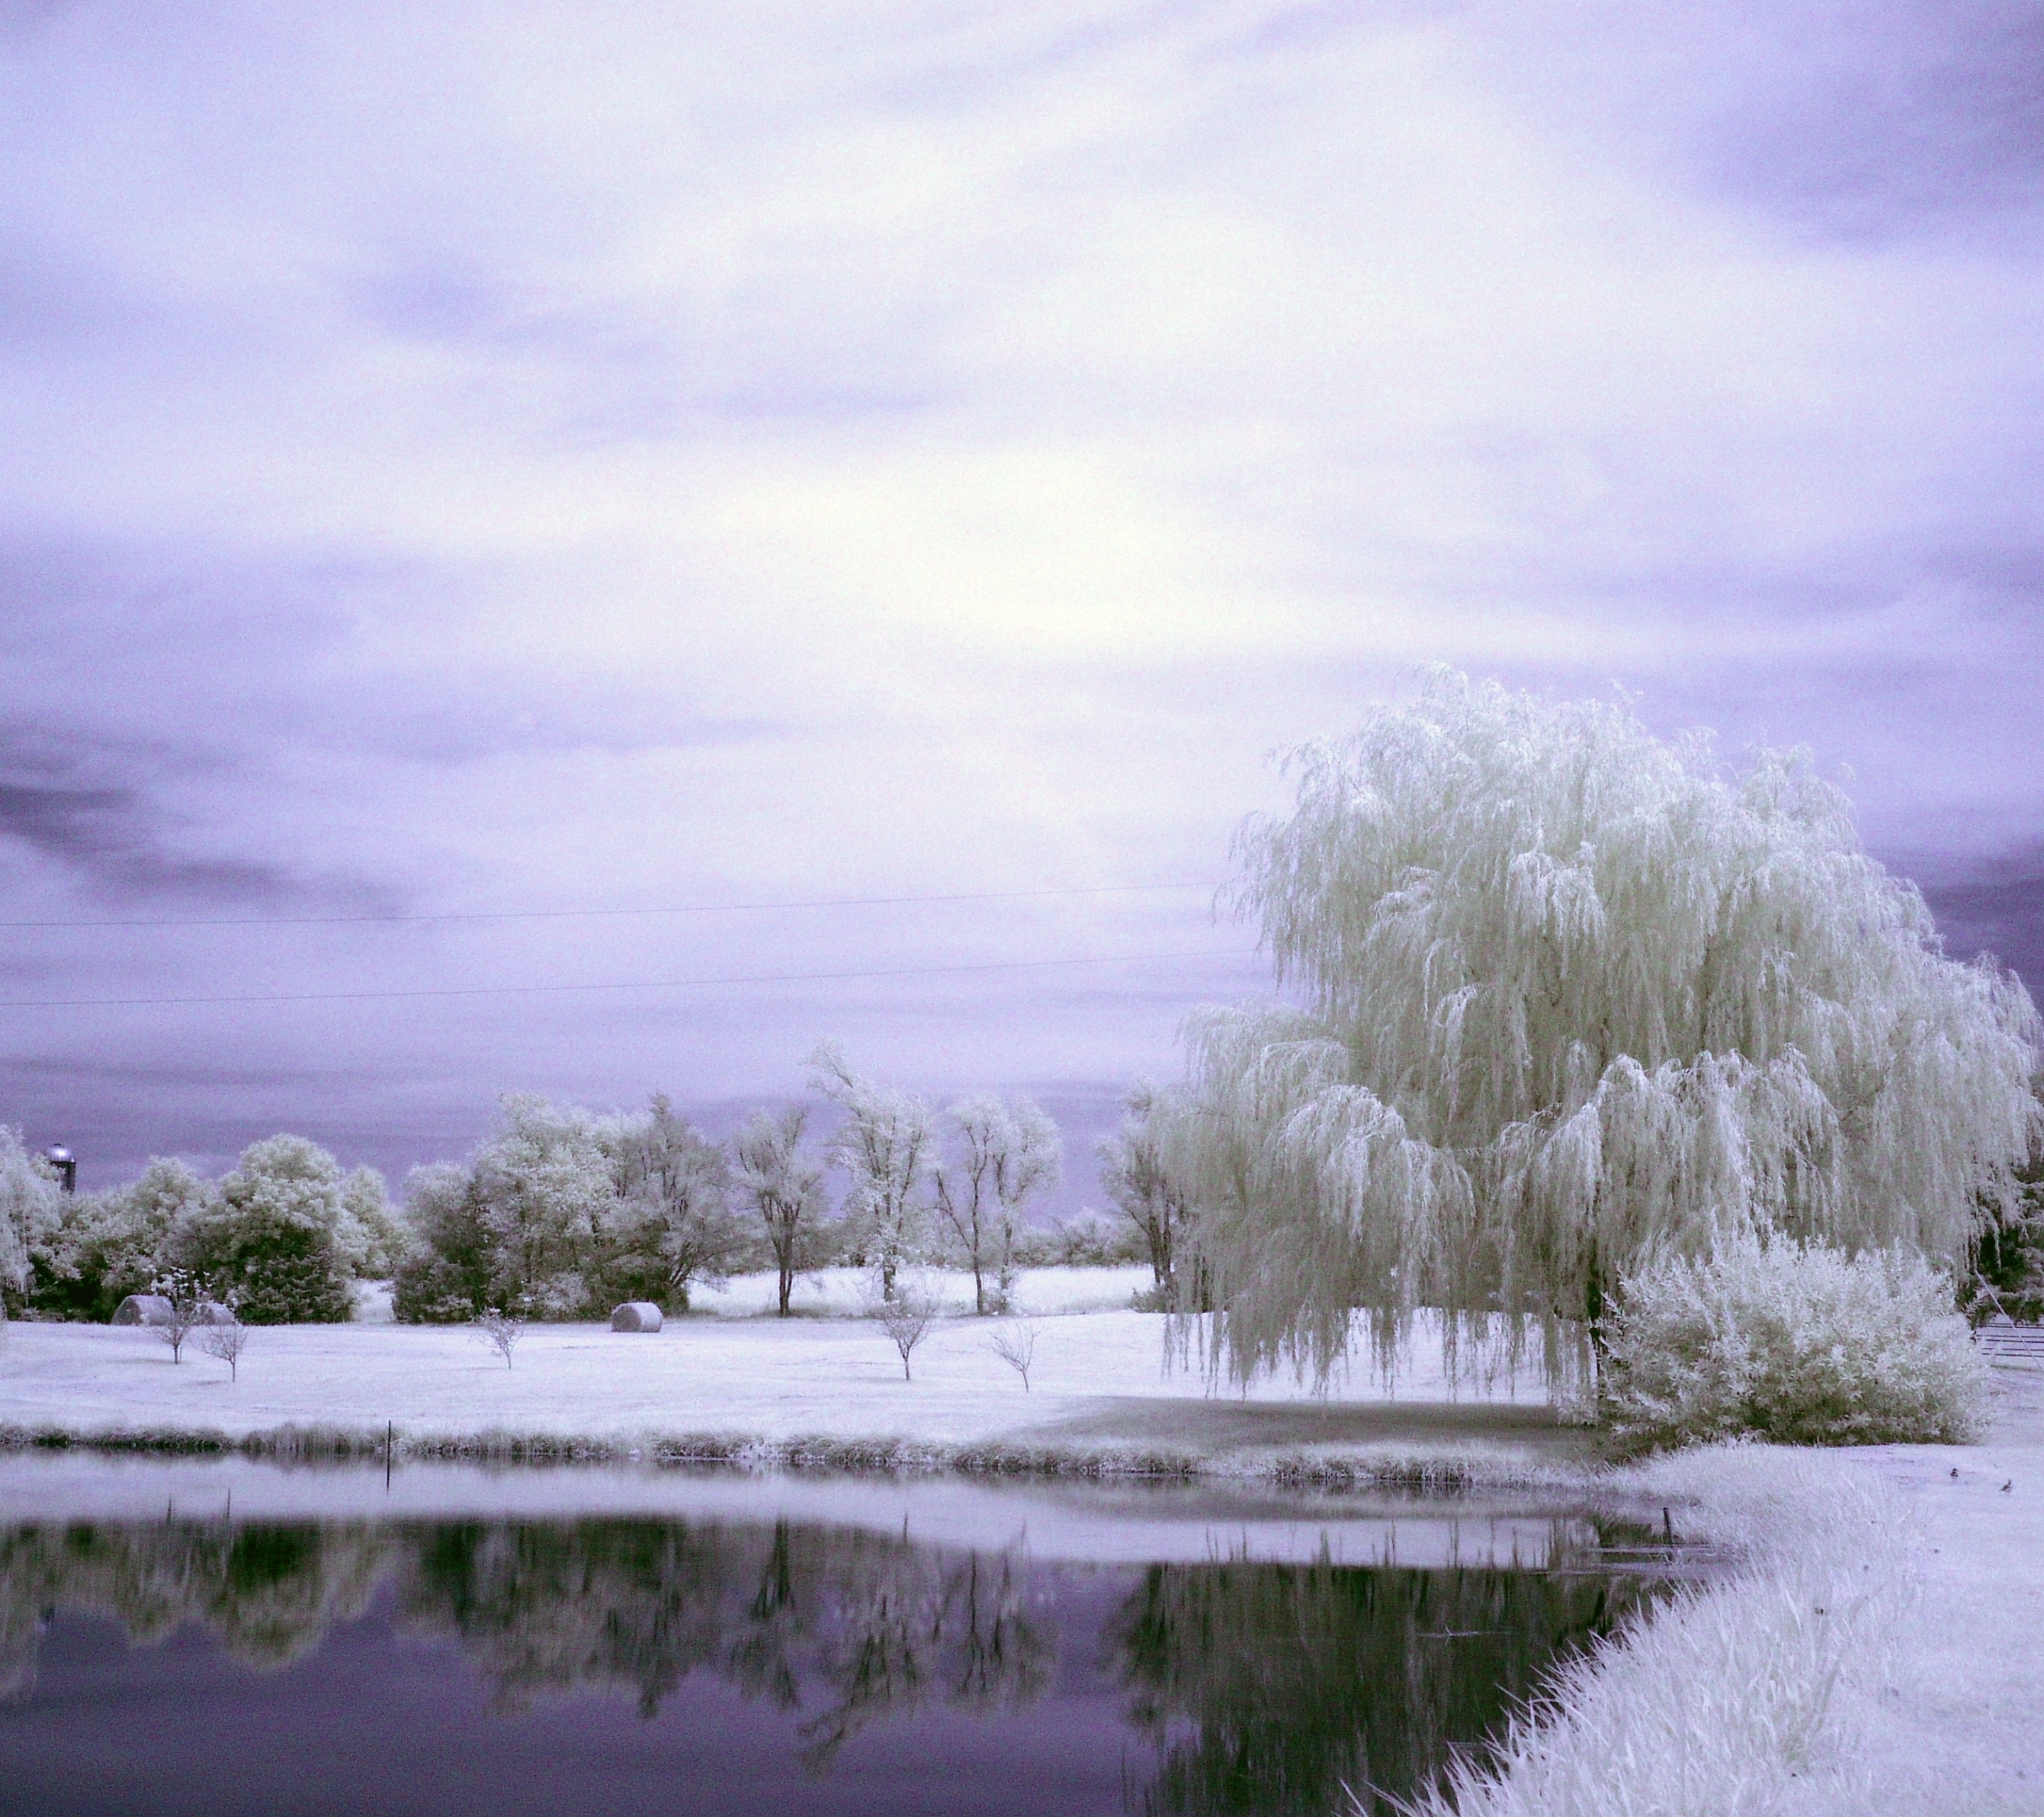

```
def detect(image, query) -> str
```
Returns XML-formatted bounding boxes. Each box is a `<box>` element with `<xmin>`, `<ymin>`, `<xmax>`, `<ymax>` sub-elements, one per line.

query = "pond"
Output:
<box><xmin>0</xmin><ymin>1459</ymin><xmax>1700</xmax><ymax>1817</ymax></box>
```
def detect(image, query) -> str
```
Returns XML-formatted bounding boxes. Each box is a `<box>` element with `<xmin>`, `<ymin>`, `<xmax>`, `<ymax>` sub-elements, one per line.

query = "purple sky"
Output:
<box><xmin>1</xmin><ymin>1</ymin><xmax>2041</xmax><ymax>1204</ymax></box>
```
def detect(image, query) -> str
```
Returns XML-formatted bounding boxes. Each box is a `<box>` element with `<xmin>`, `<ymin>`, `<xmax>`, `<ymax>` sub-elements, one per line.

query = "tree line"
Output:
<box><xmin>0</xmin><ymin>1042</ymin><xmax>1182</xmax><ymax>1326</ymax></box>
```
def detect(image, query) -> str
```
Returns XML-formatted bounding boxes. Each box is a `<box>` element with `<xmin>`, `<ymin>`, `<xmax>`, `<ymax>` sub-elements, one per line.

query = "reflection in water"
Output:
<box><xmin>1115</xmin><ymin>1561</ymin><xmax>1638</xmax><ymax>1816</ymax></box>
<box><xmin>404</xmin><ymin>1517</ymin><xmax>1050</xmax><ymax>1763</ymax></box>
<box><xmin>0</xmin><ymin>1508</ymin><xmax>1670</xmax><ymax>1816</ymax></box>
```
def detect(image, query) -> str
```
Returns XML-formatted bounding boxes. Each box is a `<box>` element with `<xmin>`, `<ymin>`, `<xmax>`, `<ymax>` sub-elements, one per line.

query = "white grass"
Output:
<box><xmin>0</xmin><ymin>1290</ymin><xmax>1552</xmax><ymax>1459</ymax></box>
<box><xmin>1378</xmin><ymin>1450</ymin><xmax>1908</xmax><ymax>1817</ymax></box>
<box><xmin>1363</xmin><ymin>1424</ymin><xmax>2044</xmax><ymax>1817</ymax></box>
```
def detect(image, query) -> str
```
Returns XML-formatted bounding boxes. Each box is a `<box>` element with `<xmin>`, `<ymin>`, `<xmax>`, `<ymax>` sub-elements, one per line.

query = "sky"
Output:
<box><xmin>1</xmin><ymin>0</ymin><xmax>2041</xmax><ymax>1206</ymax></box>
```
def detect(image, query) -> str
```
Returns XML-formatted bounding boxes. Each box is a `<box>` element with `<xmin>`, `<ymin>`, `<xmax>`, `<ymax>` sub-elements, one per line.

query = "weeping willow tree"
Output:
<box><xmin>1169</xmin><ymin>670</ymin><xmax>2042</xmax><ymax>1389</ymax></box>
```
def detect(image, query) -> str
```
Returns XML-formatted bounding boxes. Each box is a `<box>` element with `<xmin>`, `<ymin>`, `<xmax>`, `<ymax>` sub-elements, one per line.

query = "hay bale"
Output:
<box><xmin>112</xmin><ymin>1295</ymin><xmax>172</xmax><ymax>1327</ymax></box>
<box><xmin>610</xmin><ymin>1302</ymin><xmax>663</xmax><ymax>1333</ymax></box>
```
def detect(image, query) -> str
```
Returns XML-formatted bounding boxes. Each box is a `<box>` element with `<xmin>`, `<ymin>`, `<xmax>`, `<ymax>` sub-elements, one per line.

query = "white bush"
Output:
<box><xmin>1600</xmin><ymin>1236</ymin><xmax>1987</xmax><ymax>1453</ymax></box>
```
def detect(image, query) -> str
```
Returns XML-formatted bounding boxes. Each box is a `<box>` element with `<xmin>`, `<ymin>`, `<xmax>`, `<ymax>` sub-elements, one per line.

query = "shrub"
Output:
<box><xmin>1600</xmin><ymin>1235</ymin><xmax>1987</xmax><ymax>1454</ymax></box>
<box><xmin>1038</xmin><ymin>1210</ymin><xmax>1146</xmax><ymax>1268</ymax></box>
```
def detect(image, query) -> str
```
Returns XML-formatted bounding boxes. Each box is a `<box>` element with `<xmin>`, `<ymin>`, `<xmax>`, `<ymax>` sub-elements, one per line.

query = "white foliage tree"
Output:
<box><xmin>809</xmin><ymin>1043</ymin><xmax>934</xmax><ymax>1300</ymax></box>
<box><xmin>988</xmin><ymin>1095</ymin><xmax>1060</xmax><ymax>1300</ymax></box>
<box><xmin>0</xmin><ymin>1124</ymin><xmax>58</xmax><ymax>1306</ymax></box>
<box><xmin>1096</xmin><ymin>1080</ymin><xmax>1193</xmax><ymax>1292</ymax></box>
<box><xmin>934</xmin><ymin>1094</ymin><xmax>1063</xmax><ymax>1314</ymax></box>
<box><xmin>600</xmin><ymin>1092</ymin><xmax>745</xmax><ymax>1309</ymax></box>
<box><xmin>1171</xmin><ymin>670</ymin><xmax>2043</xmax><ymax>1387</ymax></box>
<box><xmin>472</xmin><ymin>1094</ymin><xmax>615</xmax><ymax>1316</ymax></box>
<box><xmin>732</xmin><ymin>1104</ymin><xmax>833</xmax><ymax>1316</ymax></box>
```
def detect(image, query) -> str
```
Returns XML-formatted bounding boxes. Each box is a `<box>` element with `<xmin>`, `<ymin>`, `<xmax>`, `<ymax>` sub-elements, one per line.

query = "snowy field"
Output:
<box><xmin>0</xmin><ymin>1270</ymin><xmax>1559</xmax><ymax>1458</ymax></box>
<box><xmin>345</xmin><ymin>1266</ymin><xmax>1157</xmax><ymax>1325</ymax></box>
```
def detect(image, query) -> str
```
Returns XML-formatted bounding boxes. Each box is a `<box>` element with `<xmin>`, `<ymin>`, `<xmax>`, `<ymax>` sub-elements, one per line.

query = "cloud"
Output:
<box><xmin>0</xmin><ymin>3</ymin><xmax>2039</xmax><ymax>1187</ymax></box>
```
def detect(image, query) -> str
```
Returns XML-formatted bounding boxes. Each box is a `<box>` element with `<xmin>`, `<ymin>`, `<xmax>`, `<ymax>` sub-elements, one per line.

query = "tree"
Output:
<box><xmin>809</xmin><ymin>1043</ymin><xmax>933</xmax><ymax>1300</ymax></box>
<box><xmin>987</xmin><ymin>1096</ymin><xmax>1060</xmax><ymax>1302</ymax></box>
<box><xmin>732</xmin><ymin>1105</ymin><xmax>832</xmax><ymax>1316</ymax></box>
<box><xmin>476</xmin><ymin>1305</ymin><xmax>524</xmax><ymax>1368</ymax></box>
<box><xmin>873</xmin><ymin>1280</ymin><xmax>937</xmax><ymax>1380</ymax></box>
<box><xmin>934</xmin><ymin>1094</ymin><xmax>1062</xmax><ymax>1313</ymax></box>
<box><xmin>470</xmin><ymin>1094</ymin><xmax>614</xmax><ymax>1317</ymax></box>
<box><xmin>336</xmin><ymin>1167</ymin><xmax>405</xmax><ymax>1278</ymax></box>
<box><xmin>148</xmin><ymin>1268</ymin><xmax>211</xmax><ymax>1363</ymax></box>
<box><xmin>1097</xmin><ymin>1081</ymin><xmax>1192</xmax><ymax>1293</ymax></box>
<box><xmin>179</xmin><ymin>1137</ymin><xmax>353</xmax><ymax>1324</ymax></box>
<box><xmin>0</xmin><ymin>1125</ymin><xmax>58</xmax><ymax>1313</ymax></box>
<box><xmin>392</xmin><ymin>1162</ymin><xmax>495</xmax><ymax>1322</ymax></box>
<box><xmin>933</xmin><ymin>1097</ymin><xmax>1002</xmax><ymax>1315</ymax></box>
<box><xmin>21</xmin><ymin>1155</ymin><xmax>215</xmax><ymax>1323</ymax></box>
<box><xmin>598</xmin><ymin>1094</ymin><xmax>747</xmax><ymax>1312</ymax></box>
<box><xmin>199</xmin><ymin>1309</ymin><xmax>251</xmax><ymax>1380</ymax></box>
<box><xmin>987</xmin><ymin>1319</ymin><xmax>1038</xmax><ymax>1391</ymax></box>
<box><xmin>1171</xmin><ymin>670</ymin><xmax>2043</xmax><ymax>1388</ymax></box>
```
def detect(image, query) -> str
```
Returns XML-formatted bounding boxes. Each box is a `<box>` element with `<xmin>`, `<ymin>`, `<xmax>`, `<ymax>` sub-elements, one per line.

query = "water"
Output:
<box><xmin>0</xmin><ymin>1461</ymin><xmax>1696</xmax><ymax>1817</ymax></box>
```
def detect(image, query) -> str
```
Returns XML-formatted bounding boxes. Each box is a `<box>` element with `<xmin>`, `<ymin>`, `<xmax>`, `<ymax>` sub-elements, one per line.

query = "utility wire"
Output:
<box><xmin>0</xmin><ymin>880</ymin><xmax>1223</xmax><ymax>932</ymax></box>
<box><xmin>0</xmin><ymin>947</ymin><xmax>1260</xmax><ymax>1011</ymax></box>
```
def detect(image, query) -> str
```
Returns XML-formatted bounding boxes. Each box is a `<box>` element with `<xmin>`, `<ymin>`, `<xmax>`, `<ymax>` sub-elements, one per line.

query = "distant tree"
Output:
<box><xmin>392</xmin><ymin>1162</ymin><xmax>495</xmax><ymax>1323</ymax></box>
<box><xmin>336</xmin><ymin>1166</ymin><xmax>405</xmax><ymax>1278</ymax></box>
<box><xmin>732</xmin><ymin>1105</ymin><xmax>833</xmax><ymax>1317</ymax></box>
<box><xmin>181</xmin><ymin>1203</ymin><xmax>352</xmax><ymax>1325</ymax></box>
<box><xmin>933</xmin><ymin>1097</ymin><xmax>1001</xmax><ymax>1315</ymax></box>
<box><xmin>1097</xmin><ymin>1082</ymin><xmax>1192</xmax><ymax>1293</ymax></box>
<box><xmin>934</xmin><ymin>1095</ymin><xmax>1062</xmax><ymax>1314</ymax></box>
<box><xmin>0</xmin><ymin>1125</ymin><xmax>57</xmax><ymax>1313</ymax></box>
<box><xmin>1043</xmin><ymin>1209</ymin><xmax>1146</xmax><ymax>1268</ymax></box>
<box><xmin>179</xmin><ymin>1136</ymin><xmax>353</xmax><ymax>1324</ymax></box>
<box><xmin>598</xmin><ymin>1094</ymin><xmax>747</xmax><ymax>1312</ymax></box>
<box><xmin>21</xmin><ymin>1155</ymin><xmax>216</xmax><ymax>1323</ymax></box>
<box><xmin>101</xmin><ymin>1158</ymin><xmax>215</xmax><ymax>1300</ymax></box>
<box><xmin>470</xmin><ymin>1095</ymin><xmax>614</xmax><ymax>1317</ymax></box>
<box><xmin>810</xmin><ymin>1043</ymin><xmax>934</xmax><ymax>1301</ymax></box>
<box><xmin>987</xmin><ymin>1097</ymin><xmax>1060</xmax><ymax>1302</ymax></box>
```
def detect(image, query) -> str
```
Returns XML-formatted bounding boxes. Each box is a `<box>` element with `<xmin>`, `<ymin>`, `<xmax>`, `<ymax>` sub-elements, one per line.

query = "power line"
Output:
<box><xmin>0</xmin><ymin>947</ymin><xmax>1260</xmax><ymax>1011</ymax></box>
<box><xmin>0</xmin><ymin>879</ymin><xmax>1223</xmax><ymax>932</ymax></box>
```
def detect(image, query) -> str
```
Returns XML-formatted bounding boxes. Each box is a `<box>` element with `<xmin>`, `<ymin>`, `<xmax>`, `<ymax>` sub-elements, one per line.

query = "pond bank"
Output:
<box><xmin>1412</xmin><ymin>1368</ymin><xmax>2044</xmax><ymax>1817</ymax></box>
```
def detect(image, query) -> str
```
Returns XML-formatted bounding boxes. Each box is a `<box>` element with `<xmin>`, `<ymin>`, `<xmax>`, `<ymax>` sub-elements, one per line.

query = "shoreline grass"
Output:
<box><xmin>0</xmin><ymin>1415</ymin><xmax>1604</xmax><ymax>1496</ymax></box>
<box><xmin>1353</xmin><ymin>1448</ymin><xmax>1916</xmax><ymax>1817</ymax></box>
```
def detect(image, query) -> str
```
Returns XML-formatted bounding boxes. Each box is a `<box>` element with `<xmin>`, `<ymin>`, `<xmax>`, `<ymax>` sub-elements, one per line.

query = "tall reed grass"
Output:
<box><xmin>1356</xmin><ymin>1449</ymin><xmax>1908</xmax><ymax>1817</ymax></box>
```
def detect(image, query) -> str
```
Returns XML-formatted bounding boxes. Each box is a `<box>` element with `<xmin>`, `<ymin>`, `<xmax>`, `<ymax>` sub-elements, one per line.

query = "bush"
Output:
<box><xmin>1600</xmin><ymin>1235</ymin><xmax>1987</xmax><ymax>1454</ymax></box>
<box><xmin>1033</xmin><ymin>1210</ymin><xmax>1145</xmax><ymax>1268</ymax></box>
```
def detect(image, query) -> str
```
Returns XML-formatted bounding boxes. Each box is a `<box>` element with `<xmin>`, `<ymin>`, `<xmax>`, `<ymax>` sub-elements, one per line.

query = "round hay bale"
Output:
<box><xmin>610</xmin><ymin>1301</ymin><xmax>663</xmax><ymax>1333</ymax></box>
<box><xmin>112</xmin><ymin>1294</ymin><xmax>172</xmax><ymax>1327</ymax></box>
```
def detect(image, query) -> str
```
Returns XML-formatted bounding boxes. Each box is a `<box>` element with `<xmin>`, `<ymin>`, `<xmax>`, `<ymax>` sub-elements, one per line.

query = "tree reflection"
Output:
<box><xmin>395</xmin><ymin>1515</ymin><xmax>1050</xmax><ymax>1762</ymax></box>
<box><xmin>0</xmin><ymin>1520</ymin><xmax>386</xmax><ymax>1696</ymax></box>
<box><xmin>0</xmin><ymin>1505</ymin><xmax>1664</xmax><ymax>1810</ymax></box>
<box><xmin>1111</xmin><ymin>1557</ymin><xmax>1657</xmax><ymax>1816</ymax></box>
